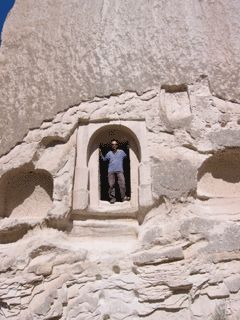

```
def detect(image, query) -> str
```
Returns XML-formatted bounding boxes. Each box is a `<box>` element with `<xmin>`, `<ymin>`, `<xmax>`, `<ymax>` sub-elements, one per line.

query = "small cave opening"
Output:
<box><xmin>0</xmin><ymin>0</ymin><xmax>15</xmax><ymax>45</ymax></box>
<box><xmin>161</xmin><ymin>83</ymin><xmax>187</xmax><ymax>93</ymax></box>
<box><xmin>99</xmin><ymin>141</ymin><xmax>131</xmax><ymax>202</ymax></box>
<box><xmin>197</xmin><ymin>149</ymin><xmax>240</xmax><ymax>199</ymax></box>
<box><xmin>0</xmin><ymin>167</ymin><xmax>54</xmax><ymax>218</ymax></box>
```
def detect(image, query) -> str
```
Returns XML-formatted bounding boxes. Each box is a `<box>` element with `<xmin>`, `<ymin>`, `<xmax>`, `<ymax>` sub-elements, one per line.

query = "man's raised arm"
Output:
<box><xmin>99</xmin><ymin>148</ymin><xmax>109</xmax><ymax>161</ymax></box>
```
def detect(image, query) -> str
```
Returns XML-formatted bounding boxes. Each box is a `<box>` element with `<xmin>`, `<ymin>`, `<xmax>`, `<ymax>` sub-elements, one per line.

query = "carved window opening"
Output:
<box><xmin>99</xmin><ymin>141</ymin><xmax>131</xmax><ymax>202</ymax></box>
<box><xmin>73</xmin><ymin>121</ymin><xmax>152</xmax><ymax>218</ymax></box>
<box><xmin>197</xmin><ymin>149</ymin><xmax>240</xmax><ymax>199</ymax></box>
<box><xmin>88</xmin><ymin>126</ymin><xmax>139</xmax><ymax>213</ymax></box>
<box><xmin>0</xmin><ymin>167</ymin><xmax>53</xmax><ymax>219</ymax></box>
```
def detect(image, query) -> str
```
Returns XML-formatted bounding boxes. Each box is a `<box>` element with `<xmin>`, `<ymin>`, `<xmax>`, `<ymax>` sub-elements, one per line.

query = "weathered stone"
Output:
<box><xmin>206</xmin><ymin>224</ymin><xmax>240</xmax><ymax>253</ymax></box>
<box><xmin>209</xmin><ymin>129</ymin><xmax>240</xmax><ymax>148</ymax></box>
<box><xmin>191</xmin><ymin>295</ymin><xmax>216</xmax><ymax>319</ymax></box>
<box><xmin>224</xmin><ymin>275</ymin><xmax>240</xmax><ymax>294</ymax></box>
<box><xmin>204</xmin><ymin>283</ymin><xmax>229</xmax><ymax>299</ymax></box>
<box><xmin>160</xmin><ymin>89</ymin><xmax>192</xmax><ymax>130</ymax></box>
<box><xmin>214</xmin><ymin>97</ymin><xmax>240</xmax><ymax>114</ymax></box>
<box><xmin>1</xmin><ymin>1</ymin><xmax>240</xmax><ymax>155</ymax></box>
<box><xmin>180</xmin><ymin>217</ymin><xmax>217</xmax><ymax>241</ymax></box>
<box><xmin>133</xmin><ymin>246</ymin><xmax>184</xmax><ymax>266</ymax></box>
<box><xmin>152</xmin><ymin>158</ymin><xmax>197</xmax><ymax>199</ymax></box>
<box><xmin>0</xmin><ymin>1</ymin><xmax>240</xmax><ymax>319</ymax></box>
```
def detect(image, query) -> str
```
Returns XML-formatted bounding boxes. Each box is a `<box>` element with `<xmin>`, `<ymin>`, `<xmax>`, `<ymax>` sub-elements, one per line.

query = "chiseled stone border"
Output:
<box><xmin>72</xmin><ymin>120</ymin><xmax>153</xmax><ymax>218</ymax></box>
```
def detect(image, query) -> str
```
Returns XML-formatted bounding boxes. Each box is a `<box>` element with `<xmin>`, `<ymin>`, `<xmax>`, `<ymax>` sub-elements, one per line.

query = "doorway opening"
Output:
<box><xmin>99</xmin><ymin>141</ymin><xmax>131</xmax><ymax>202</ymax></box>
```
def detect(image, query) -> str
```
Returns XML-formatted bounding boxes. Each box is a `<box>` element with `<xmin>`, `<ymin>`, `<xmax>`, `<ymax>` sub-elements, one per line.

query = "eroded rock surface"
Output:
<box><xmin>0</xmin><ymin>80</ymin><xmax>239</xmax><ymax>319</ymax></box>
<box><xmin>1</xmin><ymin>1</ymin><xmax>240</xmax><ymax>318</ymax></box>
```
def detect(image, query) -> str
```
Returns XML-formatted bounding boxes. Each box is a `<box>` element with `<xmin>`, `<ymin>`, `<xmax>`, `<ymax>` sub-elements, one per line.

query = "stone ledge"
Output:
<box><xmin>0</xmin><ymin>218</ymin><xmax>41</xmax><ymax>244</ymax></box>
<box><xmin>132</xmin><ymin>246</ymin><xmax>184</xmax><ymax>266</ymax></box>
<box><xmin>72</xmin><ymin>201</ymin><xmax>138</xmax><ymax>219</ymax></box>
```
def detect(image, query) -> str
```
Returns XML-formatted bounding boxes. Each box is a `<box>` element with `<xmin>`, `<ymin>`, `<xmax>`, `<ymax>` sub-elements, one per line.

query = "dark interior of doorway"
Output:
<box><xmin>99</xmin><ymin>141</ymin><xmax>131</xmax><ymax>202</ymax></box>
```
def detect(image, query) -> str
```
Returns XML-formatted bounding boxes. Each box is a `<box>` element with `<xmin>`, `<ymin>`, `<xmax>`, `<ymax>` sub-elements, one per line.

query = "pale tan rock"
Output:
<box><xmin>214</xmin><ymin>97</ymin><xmax>240</xmax><ymax>114</ymax></box>
<box><xmin>152</xmin><ymin>157</ymin><xmax>197</xmax><ymax>199</ymax></box>
<box><xmin>192</xmin><ymin>198</ymin><xmax>240</xmax><ymax>221</ymax></box>
<box><xmin>142</xmin><ymin>309</ymin><xmax>191</xmax><ymax>320</ymax></box>
<box><xmin>133</xmin><ymin>246</ymin><xmax>184</xmax><ymax>266</ymax></box>
<box><xmin>0</xmin><ymin>17</ymin><xmax>240</xmax><ymax>317</ymax></box>
<box><xmin>1</xmin><ymin>1</ymin><xmax>240</xmax><ymax>155</ymax></box>
<box><xmin>204</xmin><ymin>283</ymin><xmax>230</xmax><ymax>299</ymax></box>
<box><xmin>160</xmin><ymin>89</ymin><xmax>192</xmax><ymax>130</ymax></box>
<box><xmin>191</xmin><ymin>295</ymin><xmax>216</xmax><ymax>319</ymax></box>
<box><xmin>224</xmin><ymin>275</ymin><xmax>240</xmax><ymax>294</ymax></box>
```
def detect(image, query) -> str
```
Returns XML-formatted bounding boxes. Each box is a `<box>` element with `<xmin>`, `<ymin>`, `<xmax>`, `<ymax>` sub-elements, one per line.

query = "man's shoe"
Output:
<box><xmin>122</xmin><ymin>196</ymin><xmax>130</xmax><ymax>202</ymax></box>
<box><xmin>110</xmin><ymin>198</ymin><xmax>116</xmax><ymax>204</ymax></box>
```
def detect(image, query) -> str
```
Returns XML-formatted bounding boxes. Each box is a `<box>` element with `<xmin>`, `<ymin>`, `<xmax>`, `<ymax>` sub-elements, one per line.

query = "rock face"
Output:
<box><xmin>0</xmin><ymin>1</ymin><xmax>240</xmax><ymax>320</ymax></box>
<box><xmin>0</xmin><ymin>0</ymin><xmax>240</xmax><ymax>155</ymax></box>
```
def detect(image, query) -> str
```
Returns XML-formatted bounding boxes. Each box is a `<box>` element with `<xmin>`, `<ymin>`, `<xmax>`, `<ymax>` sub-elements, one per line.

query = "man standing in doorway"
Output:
<box><xmin>99</xmin><ymin>139</ymin><xmax>130</xmax><ymax>204</ymax></box>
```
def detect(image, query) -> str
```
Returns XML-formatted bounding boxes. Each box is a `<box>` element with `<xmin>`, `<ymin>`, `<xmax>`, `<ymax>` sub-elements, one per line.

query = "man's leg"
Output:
<box><xmin>117</xmin><ymin>172</ymin><xmax>126</xmax><ymax>201</ymax></box>
<box><xmin>108</xmin><ymin>172</ymin><xmax>116</xmax><ymax>203</ymax></box>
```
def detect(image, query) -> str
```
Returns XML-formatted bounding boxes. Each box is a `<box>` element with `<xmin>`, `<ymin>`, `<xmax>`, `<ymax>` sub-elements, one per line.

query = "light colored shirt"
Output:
<box><xmin>101</xmin><ymin>149</ymin><xmax>127</xmax><ymax>173</ymax></box>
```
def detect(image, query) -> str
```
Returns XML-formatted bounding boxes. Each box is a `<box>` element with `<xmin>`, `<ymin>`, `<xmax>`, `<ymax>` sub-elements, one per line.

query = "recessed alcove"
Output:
<box><xmin>99</xmin><ymin>140</ymin><xmax>131</xmax><ymax>202</ymax></box>
<box><xmin>197</xmin><ymin>149</ymin><xmax>240</xmax><ymax>199</ymax></box>
<box><xmin>72</xmin><ymin>120</ymin><xmax>152</xmax><ymax>218</ymax></box>
<box><xmin>88</xmin><ymin>124</ymin><xmax>140</xmax><ymax>212</ymax></box>
<box><xmin>0</xmin><ymin>167</ymin><xmax>53</xmax><ymax>218</ymax></box>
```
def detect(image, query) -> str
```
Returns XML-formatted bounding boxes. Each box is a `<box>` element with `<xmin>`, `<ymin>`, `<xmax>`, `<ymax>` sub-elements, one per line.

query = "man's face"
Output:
<box><xmin>111</xmin><ymin>141</ymin><xmax>118</xmax><ymax>151</ymax></box>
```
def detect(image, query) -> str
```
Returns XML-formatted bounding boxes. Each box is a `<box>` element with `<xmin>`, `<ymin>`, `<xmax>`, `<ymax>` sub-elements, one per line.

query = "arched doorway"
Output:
<box><xmin>99</xmin><ymin>140</ymin><xmax>131</xmax><ymax>202</ymax></box>
<box><xmin>72</xmin><ymin>120</ymin><xmax>152</xmax><ymax>217</ymax></box>
<box><xmin>87</xmin><ymin>124</ymin><xmax>140</xmax><ymax>209</ymax></box>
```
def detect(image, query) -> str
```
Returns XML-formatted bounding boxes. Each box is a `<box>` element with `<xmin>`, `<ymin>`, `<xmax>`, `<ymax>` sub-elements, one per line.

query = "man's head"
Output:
<box><xmin>111</xmin><ymin>139</ymin><xmax>119</xmax><ymax>151</ymax></box>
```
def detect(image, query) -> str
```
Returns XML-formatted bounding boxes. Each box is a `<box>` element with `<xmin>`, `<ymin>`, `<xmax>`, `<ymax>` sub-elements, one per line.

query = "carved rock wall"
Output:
<box><xmin>1</xmin><ymin>1</ymin><xmax>240</xmax><ymax>319</ymax></box>
<box><xmin>0</xmin><ymin>79</ymin><xmax>239</xmax><ymax>319</ymax></box>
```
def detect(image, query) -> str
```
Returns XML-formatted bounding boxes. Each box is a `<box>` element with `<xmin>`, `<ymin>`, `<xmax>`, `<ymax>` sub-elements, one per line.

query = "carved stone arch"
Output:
<box><xmin>73</xmin><ymin>120</ymin><xmax>152</xmax><ymax>218</ymax></box>
<box><xmin>87</xmin><ymin>124</ymin><xmax>141</xmax><ymax>164</ymax></box>
<box><xmin>0</xmin><ymin>166</ymin><xmax>53</xmax><ymax>219</ymax></box>
<box><xmin>87</xmin><ymin>124</ymin><xmax>140</xmax><ymax>211</ymax></box>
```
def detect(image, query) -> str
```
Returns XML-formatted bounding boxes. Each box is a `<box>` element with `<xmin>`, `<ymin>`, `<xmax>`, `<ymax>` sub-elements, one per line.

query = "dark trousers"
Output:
<box><xmin>108</xmin><ymin>171</ymin><xmax>126</xmax><ymax>201</ymax></box>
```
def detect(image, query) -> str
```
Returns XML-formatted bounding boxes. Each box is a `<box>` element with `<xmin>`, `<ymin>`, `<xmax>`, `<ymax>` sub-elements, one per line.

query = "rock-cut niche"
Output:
<box><xmin>0</xmin><ymin>167</ymin><xmax>53</xmax><ymax>218</ymax></box>
<box><xmin>87</xmin><ymin>124</ymin><xmax>140</xmax><ymax>209</ymax></box>
<box><xmin>73</xmin><ymin>121</ymin><xmax>152</xmax><ymax>214</ymax></box>
<box><xmin>99</xmin><ymin>140</ymin><xmax>131</xmax><ymax>202</ymax></box>
<box><xmin>197</xmin><ymin>149</ymin><xmax>240</xmax><ymax>199</ymax></box>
